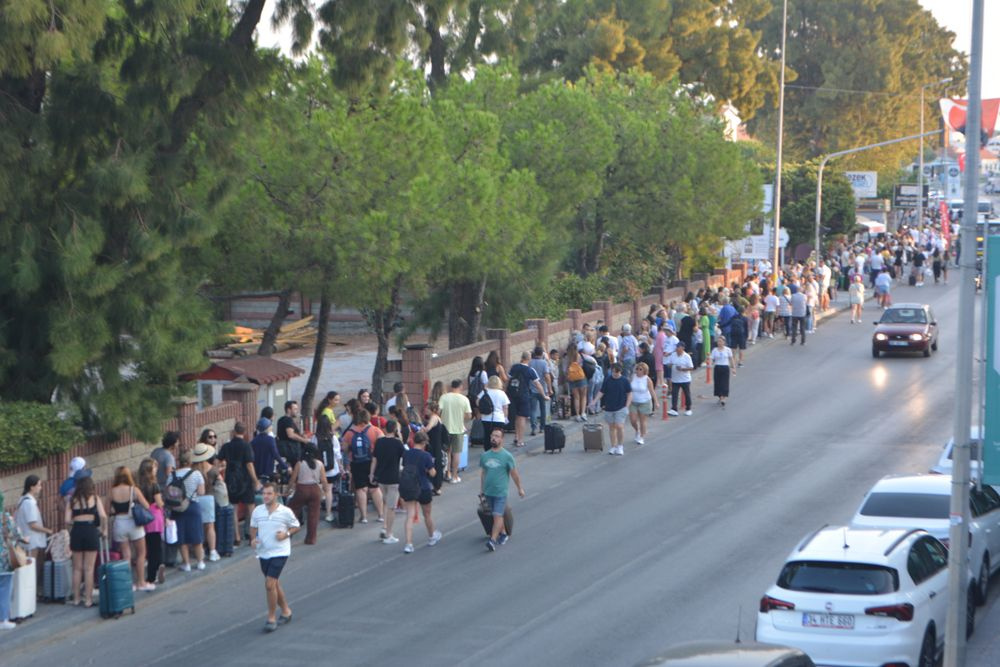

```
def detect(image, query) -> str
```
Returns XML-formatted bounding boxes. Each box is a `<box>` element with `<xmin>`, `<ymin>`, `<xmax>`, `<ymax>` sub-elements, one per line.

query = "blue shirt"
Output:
<box><xmin>599</xmin><ymin>375</ymin><xmax>631</xmax><ymax>412</ymax></box>
<box><xmin>251</xmin><ymin>432</ymin><xmax>283</xmax><ymax>479</ymax></box>
<box><xmin>403</xmin><ymin>448</ymin><xmax>435</xmax><ymax>491</ymax></box>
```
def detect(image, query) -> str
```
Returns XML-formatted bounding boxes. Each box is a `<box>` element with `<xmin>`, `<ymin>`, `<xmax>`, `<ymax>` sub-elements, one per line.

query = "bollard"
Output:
<box><xmin>706</xmin><ymin>360</ymin><xmax>712</xmax><ymax>384</ymax></box>
<box><xmin>662</xmin><ymin>383</ymin><xmax>669</xmax><ymax>420</ymax></box>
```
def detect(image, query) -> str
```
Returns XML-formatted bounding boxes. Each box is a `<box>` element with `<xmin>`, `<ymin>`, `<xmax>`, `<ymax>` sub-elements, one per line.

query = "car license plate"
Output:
<box><xmin>889</xmin><ymin>341</ymin><xmax>908</xmax><ymax>347</ymax></box>
<box><xmin>802</xmin><ymin>612</ymin><xmax>854</xmax><ymax>629</ymax></box>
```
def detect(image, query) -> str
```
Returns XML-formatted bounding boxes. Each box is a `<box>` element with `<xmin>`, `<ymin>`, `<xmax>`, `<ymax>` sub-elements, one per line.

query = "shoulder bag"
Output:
<box><xmin>130</xmin><ymin>486</ymin><xmax>154</xmax><ymax>527</ymax></box>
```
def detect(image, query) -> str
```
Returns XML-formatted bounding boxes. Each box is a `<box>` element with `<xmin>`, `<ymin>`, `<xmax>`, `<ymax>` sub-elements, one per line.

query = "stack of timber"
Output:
<box><xmin>215</xmin><ymin>317</ymin><xmax>317</xmax><ymax>356</ymax></box>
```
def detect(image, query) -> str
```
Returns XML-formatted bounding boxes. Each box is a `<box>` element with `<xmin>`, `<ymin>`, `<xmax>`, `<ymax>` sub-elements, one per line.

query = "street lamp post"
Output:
<box><xmin>814</xmin><ymin>131</ymin><xmax>942</xmax><ymax>261</ymax></box>
<box><xmin>772</xmin><ymin>0</ymin><xmax>788</xmax><ymax>278</ymax></box>
<box><xmin>918</xmin><ymin>77</ymin><xmax>952</xmax><ymax>225</ymax></box>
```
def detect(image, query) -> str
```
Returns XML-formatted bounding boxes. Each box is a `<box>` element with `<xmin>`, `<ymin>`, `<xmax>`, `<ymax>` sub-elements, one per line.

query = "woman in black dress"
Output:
<box><xmin>710</xmin><ymin>336</ymin><xmax>735</xmax><ymax>407</ymax></box>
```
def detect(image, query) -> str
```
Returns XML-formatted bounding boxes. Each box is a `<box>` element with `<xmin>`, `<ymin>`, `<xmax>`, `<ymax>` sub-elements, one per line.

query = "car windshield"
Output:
<box><xmin>859</xmin><ymin>492</ymin><xmax>949</xmax><ymax>519</ymax></box>
<box><xmin>778</xmin><ymin>561</ymin><xmax>898</xmax><ymax>595</ymax></box>
<box><xmin>879</xmin><ymin>308</ymin><xmax>927</xmax><ymax>324</ymax></box>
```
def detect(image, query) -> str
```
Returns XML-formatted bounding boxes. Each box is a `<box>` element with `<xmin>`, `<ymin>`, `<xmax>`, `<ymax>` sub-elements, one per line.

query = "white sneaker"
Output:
<box><xmin>325</xmin><ymin>513</ymin><xmax>334</xmax><ymax>523</ymax></box>
<box><xmin>616</xmin><ymin>446</ymin><xmax>625</xmax><ymax>456</ymax></box>
<box><xmin>633</xmin><ymin>434</ymin><xmax>640</xmax><ymax>443</ymax></box>
<box><xmin>208</xmin><ymin>550</ymin><xmax>220</xmax><ymax>562</ymax></box>
<box><xmin>403</xmin><ymin>543</ymin><xmax>414</xmax><ymax>554</ymax></box>
<box><xmin>667</xmin><ymin>409</ymin><xmax>679</xmax><ymax>417</ymax></box>
<box><xmin>684</xmin><ymin>410</ymin><xmax>693</xmax><ymax>416</ymax></box>
<box><xmin>636</xmin><ymin>437</ymin><xmax>644</xmax><ymax>446</ymax></box>
<box><xmin>196</xmin><ymin>560</ymin><xmax>206</xmax><ymax>571</ymax></box>
<box><xmin>382</xmin><ymin>535</ymin><xmax>399</xmax><ymax>544</ymax></box>
<box><xmin>0</xmin><ymin>620</ymin><xmax>16</xmax><ymax>630</ymax></box>
<box><xmin>179</xmin><ymin>564</ymin><xmax>192</xmax><ymax>572</ymax></box>
<box><xmin>428</xmin><ymin>530</ymin><xmax>442</xmax><ymax>547</ymax></box>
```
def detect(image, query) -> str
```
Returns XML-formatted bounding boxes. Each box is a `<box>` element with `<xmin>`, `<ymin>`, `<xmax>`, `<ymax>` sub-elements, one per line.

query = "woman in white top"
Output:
<box><xmin>627</xmin><ymin>363</ymin><xmax>657</xmax><ymax>445</ymax></box>
<box><xmin>15</xmin><ymin>475</ymin><xmax>53</xmax><ymax>588</ymax></box>
<box><xmin>848</xmin><ymin>274</ymin><xmax>865</xmax><ymax>324</ymax></box>
<box><xmin>710</xmin><ymin>336</ymin><xmax>735</xmax><ymax>406</ymax></box>
<box><xmin>481</xmin><ymin>375</ymin><xmax>510</xmax><ymax>442</ymax></box>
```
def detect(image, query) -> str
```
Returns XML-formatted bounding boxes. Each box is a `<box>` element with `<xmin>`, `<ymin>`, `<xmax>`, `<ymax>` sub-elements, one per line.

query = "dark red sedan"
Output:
<box><xmin>871</xmin><ymin>303</ymin><xmax>938</xmax><ymax>358</ymax></box>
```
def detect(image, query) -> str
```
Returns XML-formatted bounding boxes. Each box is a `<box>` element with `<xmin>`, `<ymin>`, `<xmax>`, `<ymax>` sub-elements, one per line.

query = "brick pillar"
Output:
<box><xmin>486</xmin><ymin>329</ymin><xmax>511</xmax><ymax>370</ymax></box>
<box><xmin>592</xmin><ymin>300</ymin><xmax>612</xmax><ymax>328</ymax></box>
<box><xmin>631</xmin><ymin>299</ymin><xmax>642</xmax><ymax>330</ymax></box>
<box><xmin>174</xmin><ymin>397</ymin><xmax>199</xmax><ymax>452</ymax></box>
<box><xmin>402</xmin><ymin>344</ymin><xmax>433</xmax><ymax>414</ymax></box>
<box><xmin>223</xmin><ymin>382</ymin><xmax>259</xmax><ymax>432</ymax></box>
<box><xmin>567</xmin><ymin>309</ymin><xmax>582</xmax><ymax>332</ymax></box>
<box><xmin>672</xmin><ymin>279</ymin><xmax>690</xmax><ymax>293</ymax></box>
<box><xmin>525</xmin><ymin>318</ymin><xmax>548</xmax><ymax>350</ymax></box>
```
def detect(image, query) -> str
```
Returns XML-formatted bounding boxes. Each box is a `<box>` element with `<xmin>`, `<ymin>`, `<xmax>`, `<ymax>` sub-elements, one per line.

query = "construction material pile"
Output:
<box><xmin>215</xmin><ymin>316</ymin><xmax>316</xmax><ymax>357</ymax></box>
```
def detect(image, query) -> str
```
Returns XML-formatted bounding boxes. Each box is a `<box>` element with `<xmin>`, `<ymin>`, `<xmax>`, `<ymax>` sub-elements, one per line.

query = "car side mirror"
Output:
<box><xmin>931</xmin><ymin>321</ymin><xmax>937</xmax><ymax>326</ymax></box>
<box><xmin>873</xmin><ymin>321</ymin><xmax>879</xmax><ymax>326</ymax></box>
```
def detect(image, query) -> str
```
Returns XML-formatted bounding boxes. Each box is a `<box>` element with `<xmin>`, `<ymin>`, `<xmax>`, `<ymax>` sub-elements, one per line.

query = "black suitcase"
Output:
<box><xmin>908</xmin><ymin>274</ymin><xmax>917</xmax><ymax>286</ymax></box>
<box><xmin>477</xmin><ymin>498</ymin><xmax>514</xmax><ymax>537</ymax></box>
<box><xmin>337</xmin><ymin>475</ymin><xmax>355</xmax><ymax>528</ymax></box>
<box><xmin>215</xmin><ymin>504</ymin><xmax>235</xmax><ymax>556</ymax></box>
<box><xmin>543</xmin><ymin>423</ymin><xmax>565</xmax><ymax>453</ymax></box>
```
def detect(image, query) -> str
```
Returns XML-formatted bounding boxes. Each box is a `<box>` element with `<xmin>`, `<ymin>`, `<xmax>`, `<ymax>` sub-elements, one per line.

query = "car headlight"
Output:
<box><xmin>910</xmin><ymin>333</ymin><xmax>924</xmax><ymax>341</ymax></box>
<box><xmin>875</xmin><ymin>333</ymin><xmax>888</xmax><ymax>341</ymax></box>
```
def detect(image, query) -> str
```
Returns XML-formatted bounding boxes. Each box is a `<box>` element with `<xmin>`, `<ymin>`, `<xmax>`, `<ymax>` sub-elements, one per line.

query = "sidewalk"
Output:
<box><xmin>0</xmin><ymin>287</ymin><xmax>861</xmax><ymax>654</ymax></box>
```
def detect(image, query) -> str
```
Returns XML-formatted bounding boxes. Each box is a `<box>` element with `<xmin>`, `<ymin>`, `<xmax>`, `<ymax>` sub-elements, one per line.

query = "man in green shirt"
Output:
<box><xmin>479</xmin><ymin>427</ymin><xmax>525</xmax><ymax>552</ymax></box>
<box><xmin>438</xmin><ymin>379</ymin><xmax>472</xmax><ymax>484</ymax></box>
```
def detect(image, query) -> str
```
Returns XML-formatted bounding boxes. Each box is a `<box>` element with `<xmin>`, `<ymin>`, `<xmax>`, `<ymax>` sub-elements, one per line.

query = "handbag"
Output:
<box><xmin>129</xmin><ymin>486</ymin><xmax>154</xmax><ymax>527</ymax></box>
<box><xmin>2</xmin><ymin>516</ymin><xmax>27</xmax><ymax>569</ymax></box>
<box><xmin>164</xmin><ymin>519</ymin><xmax>178</xmax><ymax>544</ymax></box>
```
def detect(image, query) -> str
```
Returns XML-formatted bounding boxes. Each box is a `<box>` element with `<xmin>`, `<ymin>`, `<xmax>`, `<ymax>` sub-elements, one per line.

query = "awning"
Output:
<box><xmin>857</xmin><ymin>218</ymin><xmax>886</xmax><ymax>234</ymax></box>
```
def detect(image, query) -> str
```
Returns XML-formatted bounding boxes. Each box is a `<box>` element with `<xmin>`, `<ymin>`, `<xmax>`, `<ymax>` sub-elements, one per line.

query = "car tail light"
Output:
<box><xmin>759</xmin><ymin>595</ymin><xmax>795</xmax><ymax>613</ymax></box>
<box><xmin>865</xmin><ymin>603</ymin><xmax>914</xmax><ymax>621</ymax></box>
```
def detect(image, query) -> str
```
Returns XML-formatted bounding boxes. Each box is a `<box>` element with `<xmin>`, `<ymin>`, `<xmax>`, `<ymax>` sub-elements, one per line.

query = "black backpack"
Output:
<box><xmin>468</xmin><ymin>374</ymin><xmax>485</xmax><ymax>405</ymax></box>
<box><xmin>478</xmin><ymin>390</ymin><xmax>495</xmax><ymax>416</ymax></box>
<box><xmin>398</xmin><ymin>461</ymin><xmax>420</xmax><ymax>501</ymax></box>
<box><xmin>507</xmin><ymin>369</ymin><xmax>527</xmax><ymax>401</ymax></box>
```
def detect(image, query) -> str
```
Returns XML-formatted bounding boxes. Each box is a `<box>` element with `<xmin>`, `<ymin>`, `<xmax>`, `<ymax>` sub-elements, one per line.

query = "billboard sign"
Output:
<box><xmin>846</xmin><ymin>171</ymin><xmax>878</xmax><ymax>199</ymax></box>
<box><xmin>984</xmin><ymin>236</ymin><xmax>1000</xmax><ymax>484</ymax></box>
<box><xmin>893</xmin><ymin>184</ymin><xmax>928</xmax><ymax>208</ymax></box>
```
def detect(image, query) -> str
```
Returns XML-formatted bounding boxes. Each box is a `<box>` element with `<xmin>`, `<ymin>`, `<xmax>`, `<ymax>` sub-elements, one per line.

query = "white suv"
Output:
<box><xmin>756</xmin><ymin>526</ymin><xmax>969</xmax><ymax>667</ymax></box>
<box><xmin>851</xmin><ymin>473</ymin><xmax>1000</xmax><ymax>604</ymax></box>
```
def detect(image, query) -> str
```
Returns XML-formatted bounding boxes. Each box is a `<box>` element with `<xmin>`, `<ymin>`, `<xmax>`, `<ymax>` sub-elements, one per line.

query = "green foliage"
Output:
<box><xmin>777</xmin><ymin>163</ymin><xmax>856</xmax><ymax>249</ymax></box>
<box><xmin>0</xmin><ymin>402</ymin><xmax>81</xmax><ymax>469</ymax></box>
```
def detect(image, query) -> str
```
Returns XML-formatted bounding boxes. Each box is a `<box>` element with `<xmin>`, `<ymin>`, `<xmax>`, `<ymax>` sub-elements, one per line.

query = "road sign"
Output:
<box><xmin>893</xmin><ymin>184</ymin><xmax>929</xmax><ymax>208</ymax></box>
<box><xmin>984</xmin><ymin>236</ymin><xmax>1000</xmax><ymax>484</ymax></box>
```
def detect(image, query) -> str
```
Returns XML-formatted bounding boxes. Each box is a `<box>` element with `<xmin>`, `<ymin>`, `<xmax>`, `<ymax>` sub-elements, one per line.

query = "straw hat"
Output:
<box><xmin>191</xmin><ymin>442</ymin><xmax>216</xmax><ymax>463</ymax></box>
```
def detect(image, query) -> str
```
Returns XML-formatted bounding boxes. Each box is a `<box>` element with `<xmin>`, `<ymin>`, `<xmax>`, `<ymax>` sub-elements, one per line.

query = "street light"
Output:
<box><xmin>772</xmin><ymin>0</ymin><xmax>788</xmax><ymax>279</ymax></box>
<box><xmin>918</xmin><ymin>77</ymin><xmax>952</xmax><ymax>224</ymax></box>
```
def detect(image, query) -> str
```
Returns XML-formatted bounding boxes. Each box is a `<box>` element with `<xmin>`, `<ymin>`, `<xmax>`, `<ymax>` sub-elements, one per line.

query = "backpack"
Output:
<box><xmin>567</xmin><ymin>361</ymin><xmax>585</xmax><ymax>382</ymax></box>
<box><xmin>478</xmin><ymin>390</ymin><xmax>495</xmax><ymax>416</ymax></box>
<box><xmin>163</xmin><ymin>470</ymin><xmax>195</xmax><ymax>514</ymax></box>
<box><xmin>468</xmin><ymin>374</ymin><xmax>485</xmax><ymax>405</ymax></box>
<box><xmin>350</xmin><ymin>425</ymin><xmax>373</xmax><ymax>463</ymax></box>
<box><xmin>507</xmin><ymin>369</ymin><xmax>527</xmax><ymax>400</ymax></box>
<box><xmin>581</xmin><ymin>358</ymin><xmax>597</xmax><ymax>380</ymax></box>
<box><xmin>398</xmin><ymin>460</ymin><xmax>421</xmax><ymax>501</ymax></box>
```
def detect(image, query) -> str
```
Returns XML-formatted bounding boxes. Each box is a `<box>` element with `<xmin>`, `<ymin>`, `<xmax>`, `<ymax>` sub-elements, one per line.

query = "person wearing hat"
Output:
<box><xmin>59</xmin><ymin>457</ymin><xmax>88</xmax><ymax>505</ymax></box>
<box><xmin>174</xmin><ymin>447</ymin><xmax>209</xmax><ymax>572</ymax></box>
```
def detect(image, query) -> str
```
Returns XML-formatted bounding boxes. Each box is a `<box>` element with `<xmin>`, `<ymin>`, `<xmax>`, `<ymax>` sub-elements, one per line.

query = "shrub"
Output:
<box><xmin>0</xmin><ymin>402</ymin><xmax>82</xmax><ymax>470</ymax></box>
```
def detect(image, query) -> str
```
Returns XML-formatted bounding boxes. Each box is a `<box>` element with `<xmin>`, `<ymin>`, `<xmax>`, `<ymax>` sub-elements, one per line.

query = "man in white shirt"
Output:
<box><xmin>665</xmin><ymin>342</ymin><xmax>694</xmax><ymax>417</ymax></box>
<box><xmin>818</xmin><ymin>262</ymin><xmax>832</xmax><ymax>311</ymax></box>
<box><xmin>250</xmin><ymin>482</ymin><xmax>301</xmax><ymax>633</ymax></box>
<box><xmin>763</xmin><ymin>289</ymin><xmax>779</xmax><ymax>338</ymax></box>
<box><xmin>660</xmin><ymin>324</ymin><xmax>679</xmax><ymax>389</ymax></box>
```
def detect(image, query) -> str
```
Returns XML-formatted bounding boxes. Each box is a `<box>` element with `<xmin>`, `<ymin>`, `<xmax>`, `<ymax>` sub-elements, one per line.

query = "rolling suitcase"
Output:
<box><xmin>477</xmin><ymin>496</ymin><xmax>514</xmax><ymax>537</ymax></box>
<box><xmin>337</xmin><ymin>475</ymin><xmax>355</xmax><ymax>528</ymax></box>
<box><xmin>459</xmin><ymin>435</ymin><xmax>470</xmax><ymax>472</ymax></box>
<box><xmin>215</xmin><ymin>504</ymin><xmax>235</xmax><ymax>556</ymax></box>
<box><xmin>544</xmin><ymin>423</ymin><xmax>566</xmax><ymax>453</ymax></box>
<box><xmin>43</xmin><ymin>558</ymin><xmax>72</xmax><ymax>602</ymax></box>
<box><xmin>583</xmin><ymin>422</ymin><xmax>604</xmax><ymax>452</ymax></box>
<box><xmin>10</xmin><ymin>558</ymin><xmax>36</xmax><ymax>620</ymax></box>
<box><xmin>908</xmin><ymin>273</ymin><xmax>917</xmax><ymax>286</ymax></box>
<box><xmin>98</xmin><ymin>537</ymin><xmax>135</xmax><ymax>618</ymax></box>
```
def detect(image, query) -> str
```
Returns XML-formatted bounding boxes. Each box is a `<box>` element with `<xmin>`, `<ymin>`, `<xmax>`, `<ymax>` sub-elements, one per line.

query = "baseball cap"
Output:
<box><xmin>69</xmin><ymin>456</ymin><xmax>87</xmax><ymax>475</ymax></box>
<box><xmin>256</xmin><ymin>417</ymin><xmax>272</xmax><ymax>432</ymax></box>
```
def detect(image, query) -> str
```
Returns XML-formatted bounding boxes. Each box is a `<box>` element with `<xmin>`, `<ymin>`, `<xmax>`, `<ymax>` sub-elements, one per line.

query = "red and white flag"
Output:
<box><xmin>940</xmin><ymin>98</ymin><xmax>1000</xmax><ymax>147</ymax></box>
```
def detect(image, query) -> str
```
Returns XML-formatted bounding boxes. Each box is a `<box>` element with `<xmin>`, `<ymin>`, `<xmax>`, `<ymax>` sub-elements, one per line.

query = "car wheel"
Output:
<box><xmin>967</xmin><ymin>583</ymin><xmax>977</xmax><ymax>638</ymax></box>
<box><xmin>872</xmin><ymin>346</ymin><xmax>880</xmax><ymax>358</ymax></box>
<box><xmin>923</xmin><ymin>346</ymin><xmax>931</xmax><ymax>358</ymax></box>
<box><xmin>931</xmin><ymin>340</ymin><xmax>938</xmax><ymax>352</ymax></box>
<box><xmin>977</xmin><ymin>556</ymin><xmax>989</xmax><ymax>605</ymax></box>
<box><xmin>918</xmin><ymin>627</ymin><xmax>935</xmax><ymax>667</ymax></box>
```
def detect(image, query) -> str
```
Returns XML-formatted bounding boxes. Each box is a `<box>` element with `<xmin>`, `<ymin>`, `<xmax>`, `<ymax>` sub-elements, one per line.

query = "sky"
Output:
<box><xmin>257</xmin><ymin>1</ymin><xmax>997</xmax><ymax>98</ymax></box>
<box><xmin>919</xmin><ymin>0</ymin><xmax>998</xmax><ymax>99</ymax></box>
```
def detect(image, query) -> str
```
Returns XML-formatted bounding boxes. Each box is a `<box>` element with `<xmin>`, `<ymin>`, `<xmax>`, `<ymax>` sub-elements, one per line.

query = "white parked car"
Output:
<box><xmin>756</xmin><ymin>526</ymin><xmax>971</xmax><ymax>667</ymax></box>
<box><xmin>929</xmin><ymin>427</ymin><xmax>982</xmax><ymax>479</ymax></box>
<box><xmin>851</xmin><ymin>473</ymin><xmax>1000</xmax><ymax>604</ymax></box>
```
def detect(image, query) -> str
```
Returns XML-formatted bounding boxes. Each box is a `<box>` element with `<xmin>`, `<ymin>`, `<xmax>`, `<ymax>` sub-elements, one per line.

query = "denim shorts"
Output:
<box><xmin>604</xmin><ymin>407</ymin><xmax>628</xmax><ymax>424</ymax></box>
<box><xmin>569</xmin><ymin>379</ymin><xmax>588</xmax><ymax>391</ymax></box>
<box><xmin>485</xmin><ymin>494</ymin><xmax>507</xmax><ymax>516</ymax></box>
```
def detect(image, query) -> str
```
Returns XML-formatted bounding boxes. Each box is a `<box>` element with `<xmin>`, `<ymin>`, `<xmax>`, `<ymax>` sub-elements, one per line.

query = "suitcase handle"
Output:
<box><xmin>99</xmin><ymin>535</ymin><xmax>111</xmax><ymax>565</ymax></box>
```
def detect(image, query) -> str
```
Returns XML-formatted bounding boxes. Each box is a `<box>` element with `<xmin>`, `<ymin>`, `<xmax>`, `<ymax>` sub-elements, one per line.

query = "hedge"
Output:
<box><xmin>0</xmin><ymin>402</ymin><xmax>81</xmax><ymax>470</ymax></box>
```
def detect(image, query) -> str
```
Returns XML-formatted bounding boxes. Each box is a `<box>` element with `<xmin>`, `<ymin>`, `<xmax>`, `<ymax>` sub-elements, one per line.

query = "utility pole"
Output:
<box><xmin>945</xmin><ymin>1</ymin><xmax>983</xmax><ymax>665</ymax></box>
<box><xmin>772</xmin><ymin>0</ymin><xmax>788</xmax><ymax>277</ymax></box>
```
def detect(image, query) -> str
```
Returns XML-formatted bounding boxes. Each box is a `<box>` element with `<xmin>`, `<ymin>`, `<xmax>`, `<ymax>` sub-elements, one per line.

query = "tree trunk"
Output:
<box><xmin>425</xmin><ymin>12</ymin><xmax>448</xmax><ymax>91</ymax></box>
<box><xmin>299</xmin><ymin>287</ymin><xmax>331</xmax><ymax>427</ymax></box>
<box><xmin>257</xmin><ymin>288</ymin><xmax>292</xmax><ymax>357</ymax></box>
<box><xmin>448</xmin><ymin>279</ymin><xmax>485</xmax><ymax>349</ymax></box>
<box><xmin>370</xmin><ymin>277</ymin><xmax>403</xmax><ymax>406</ymax></box>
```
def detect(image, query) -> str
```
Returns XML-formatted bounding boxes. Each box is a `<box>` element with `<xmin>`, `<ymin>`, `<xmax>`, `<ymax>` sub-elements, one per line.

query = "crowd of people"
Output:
<box><xmin>1</xmin><ymin>233</ymin><xmax>955</xmax><ymax>632</ymax></box>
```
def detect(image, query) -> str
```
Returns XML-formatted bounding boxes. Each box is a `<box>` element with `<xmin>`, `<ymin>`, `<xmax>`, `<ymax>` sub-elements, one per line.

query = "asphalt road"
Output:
<box><xmin>4</xmin><ymin>278</ymin><xmax>973</xmax><ymax>667</ymax></box>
